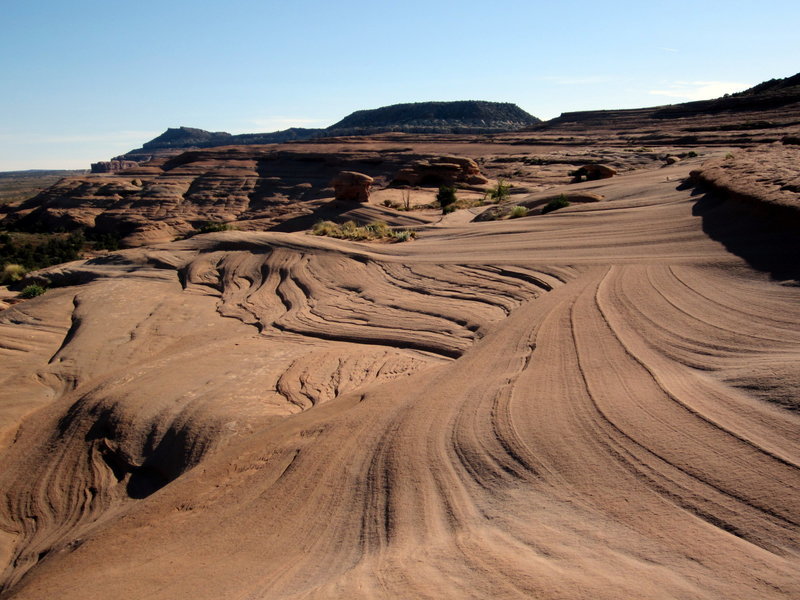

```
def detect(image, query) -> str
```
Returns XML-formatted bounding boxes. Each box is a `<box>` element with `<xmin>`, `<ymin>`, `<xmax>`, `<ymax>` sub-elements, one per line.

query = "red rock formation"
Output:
<box><xmin>332</xmin><ymin>171</ymin><xmax>373</xmax><ymax>202</ymax></box>
<box><xmin>392</xmin><ymin>156</ymin><xmax>489</xmax><ymax>187</ymax></box>
<box><xmin>90</xmin><ymin>160</ymin><xmax>140</xmax><ymax>174</ymax></box>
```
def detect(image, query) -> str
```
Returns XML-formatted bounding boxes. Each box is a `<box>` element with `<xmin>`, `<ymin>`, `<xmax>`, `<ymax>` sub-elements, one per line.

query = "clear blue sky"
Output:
<box><xmin>1</xmin><ymin>0</ymin><xmax>798</xmax><ymax>170</ymax></box>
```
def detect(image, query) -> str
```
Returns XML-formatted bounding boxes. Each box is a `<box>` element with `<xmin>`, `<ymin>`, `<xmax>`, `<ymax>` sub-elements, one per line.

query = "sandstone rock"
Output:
<box><xmin>392</xmin><ymin>156</ymin><xmax>488</xmax><ymax>187</ymax></box>
<box><xmin>664</xmin><ymin>155</ymin><xmax>682</xmax><ymax>165</ymax></box>
<box><xmin>473</xmin><ymin>191</ymin><xmax>604</xmax><ymax>222</ymax></box>
<box><xmin>571</xmin><ymin>164</ymin><xmax>617</xmax><ymax>182</ymax></box>
<box><xmin>689</xmin><ymin>145</ymin><xmax>800</xmax><ymax>226</ymax></box>
<box><xmin>332</xmin><ymin>171</ymin><xmax>373</xmax><ymax>203</ymax></box>
<box><xmin>90</xmin><ymin>160</ymin><xmax>140</xmax><ymax>174</ymax></box>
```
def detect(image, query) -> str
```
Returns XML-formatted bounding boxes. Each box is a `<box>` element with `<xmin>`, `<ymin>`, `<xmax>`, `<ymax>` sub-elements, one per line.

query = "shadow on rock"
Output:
<box><xmin>693</xmin><ymin>191</ymin><xmax>800</xmax><ymax>283</ymax></box>
<box><xmin>270</xmin><ymin>200</ymin><xmax>363</xmax><ymax>233</ymax></box>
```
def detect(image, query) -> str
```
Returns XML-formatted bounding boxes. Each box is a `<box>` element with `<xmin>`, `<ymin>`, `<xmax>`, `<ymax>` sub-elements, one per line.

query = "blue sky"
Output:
<box><xmin>1</xmin><ymin>0</ymin><xmax>798</xmax><ymax>170</ymax></box>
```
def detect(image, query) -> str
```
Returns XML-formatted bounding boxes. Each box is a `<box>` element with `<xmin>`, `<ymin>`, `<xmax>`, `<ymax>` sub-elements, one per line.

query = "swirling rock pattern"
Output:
<box><xmin>0</xmin><ymin>161</ymin><xmax>798</xmax><ymax>599</ymax></box>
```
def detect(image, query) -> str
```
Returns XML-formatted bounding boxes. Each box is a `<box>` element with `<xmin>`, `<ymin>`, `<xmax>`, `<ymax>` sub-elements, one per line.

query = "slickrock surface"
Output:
<box><xmin>1</xmin><ymin>156</ymin><xmax>799</xmax><ymax>598</ymax></box>
<box><xmin>691</xmin><ymin>143</ymin><xmax>800</xmax><ymax>225</ymax></box>
<box><xmin>0</xmin><ymin>143</ymin><xmax>689</xmax><ymax>247</ymax></box>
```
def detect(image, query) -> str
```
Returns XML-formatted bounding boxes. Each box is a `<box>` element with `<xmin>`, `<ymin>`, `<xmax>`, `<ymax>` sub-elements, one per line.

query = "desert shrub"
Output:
<box><xmin>542</xmin><ymin>195</ymin><xmax>570</xmax><ymax>214</ymax></box>
<box><xmin>487</xmin><ymin>179</ymin><xmax>512</xmax><ymax>203</ymax></box>
<box><xmin>509</xmin><ymin>205</ymin><xmax>529</xmax><ymax>218</ymax></box>
<box><xmin>197</xmin><ymin>221</ymin><xmax>233</xmax><ymax>234</ymax></box>
<box><xmin>311</xmin><ymin>220</ymin><xmax>415</xmax><ymax>242</ymax></box>
<box><xmin>20</xmin><ymin>284</ymin><xmax>46</xmax><ymax>298</ymax></box>
<box><xmin>1</xmin><ymin>263</ymin><xmax>26</xmax><ymax>284</ymax></box>
<box><xmin>436</xmin><ymin>186</ymin><xmax>457</xmax><ymax>213</ymax></box>
<box><xmin>393</xmin><ymin>230</ymin><xmax>416</xmax><ymax>242</ymax></box>
<box><xmin>682</xmin><ymin>150</ymin><xmax>699</xmax><ymax>158</ymax></box>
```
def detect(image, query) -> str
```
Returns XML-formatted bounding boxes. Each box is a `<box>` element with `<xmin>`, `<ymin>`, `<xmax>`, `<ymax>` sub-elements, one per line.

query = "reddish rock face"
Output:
<box><xmin>90</xmin><ymin>160</ymin><xmax>140</xmax><ymax>174</ymax></box>
<box><xmin>392</xmin><ymin>156</ymin><xmax>489</xmax><ymax>187</ymax></box>
<box><xmin>332</xmin><ymin>171</ymin><xmax>373</xmax><ymax>202</ymax></box>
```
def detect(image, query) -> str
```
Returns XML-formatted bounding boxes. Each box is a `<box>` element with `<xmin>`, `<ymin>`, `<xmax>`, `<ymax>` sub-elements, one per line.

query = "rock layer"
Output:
<box><xmin>1</xmin><ymin>160</ymin><xmax>799</xmax><ymax>598</ymax></box>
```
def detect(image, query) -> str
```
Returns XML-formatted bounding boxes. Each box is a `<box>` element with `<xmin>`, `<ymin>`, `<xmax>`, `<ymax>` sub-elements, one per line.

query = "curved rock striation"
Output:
<box><xmin>1</xmin><ymin>161</ymin><xmax>799</xmax><ymax>598</ymax></box>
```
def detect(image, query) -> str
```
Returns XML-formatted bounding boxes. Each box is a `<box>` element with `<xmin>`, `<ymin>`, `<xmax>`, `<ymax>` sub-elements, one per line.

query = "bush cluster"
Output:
<box><xmin>19</xmin><ymin>284</ymin><xmax>46</xmax><ymax>299</ymax></box>
<box><xmin>196</xmin><ymin>221</ymin><xmax>233</xmax><ymax>234</ymax></box>
<box><xmin>311</xmin><ymin>220</ymin><xmax>416</xmax><ymax>242</ymax></box>
<box><xmin>0</xmin><ymin>230</ymin><xmax>85</xmax><ymax>280</ymax></box>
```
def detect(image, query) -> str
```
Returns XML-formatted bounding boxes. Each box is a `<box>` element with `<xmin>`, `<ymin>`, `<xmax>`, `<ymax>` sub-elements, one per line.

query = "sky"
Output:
<box><xmin>1</xmin><ymin>0</ymin><xmax>798</xmax><ymax>170</ymax></box>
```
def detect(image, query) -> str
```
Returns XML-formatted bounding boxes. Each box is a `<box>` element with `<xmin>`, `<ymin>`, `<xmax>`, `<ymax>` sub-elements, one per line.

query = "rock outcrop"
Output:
<box><xmin>570</xmin><ymin>164</ymin><xmax>617</xmax><ymax>182</ymax></box>
<box><xmin>690</xmin><ymin>145</ymin><xmax>800</xmax><ymax>226</ymax></box>
<box><xmin>2</xmin><ymin>147</ymin><xmax>490</xmax><ymax>247</ymax></box>
<box><xmin>332</xmin><ymin>171</ymin><xmax>373</xmax><ymax>202</ymax></box>
<box><xmin>392</xmin><ymin>156</ymin><xmax>489</xmax><ymax>187</ymax></box>
<box><xmin>90</xmin><ymin>160</ymin><xmax>140</xmax><ymax>174</ymax></box>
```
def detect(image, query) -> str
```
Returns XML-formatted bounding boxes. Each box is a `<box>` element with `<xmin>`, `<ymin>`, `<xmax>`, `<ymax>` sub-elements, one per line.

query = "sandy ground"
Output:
<box><xmin>0</xmin><ymin>162</ymin><xmax>798</xmax><ymax>599</ymax></box>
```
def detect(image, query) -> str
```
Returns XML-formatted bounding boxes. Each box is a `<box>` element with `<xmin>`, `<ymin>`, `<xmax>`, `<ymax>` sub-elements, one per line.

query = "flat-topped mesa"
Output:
<box><xmin>327</xmin><ymin>100</ymin><xmax>541</xmax><ymax>135</ymax></box>
<box><xmin>117</xmin><ymin>102</ymin><xmax>541</xmax><ymax>162</ymax></box>
<box><xmin>141</xmin><ymin>126</ymin><xmax>233</xmax><ymax>149</ymax></box>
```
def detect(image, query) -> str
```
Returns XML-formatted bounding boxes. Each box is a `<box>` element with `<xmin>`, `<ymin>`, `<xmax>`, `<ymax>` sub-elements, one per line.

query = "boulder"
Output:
<box><xmin>332</xmin><ymin>171</ymin><xmax>373</xmax><ymax>203</ymax></box>
<box><xmin>571</xmin><ymin>164</ymin><xmax>617</xmax><ymax>182</ymax></box>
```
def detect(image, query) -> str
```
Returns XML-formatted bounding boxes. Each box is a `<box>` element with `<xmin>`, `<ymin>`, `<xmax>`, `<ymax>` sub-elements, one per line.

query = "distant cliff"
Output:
<box><xmin>326</xmin><ymin>100</ymin><xmax>540</xmax><ymax>134</ymax></box>
<box><xmin>116</xmin><ymin>101</ymin><xmax>540</xmax><ymax>165</ymax></box>
<box><xmin>542</xmin><ymin>72</ymin><xmax>800</xmax><ymax>127</ymax></box>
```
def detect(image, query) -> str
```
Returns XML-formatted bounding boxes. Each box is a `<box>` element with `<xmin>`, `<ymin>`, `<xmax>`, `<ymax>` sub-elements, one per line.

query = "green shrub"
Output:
<box><xmin>542</xmin><ymin>195</ymin><xmax>570</xmax><ymax>215</ymax></box>
<box><xmin>509</xmin><ymin>206</ymin><xmax>529</xmax><ymax>219</ymax></box>
<box><xmin>436</xmin><ymin>186</ymin><xmax>457</xmax><ymax>213</ymax></box>
<box><xmin>197</xmin><ymin>221</ymin><xmax>233</xmax><ymax>234</ymax></box>
<box><xmin>20</xmin><ymin>284</ymin><xmax>46</xmax><ymax>298</ymax></box>
<box><xmin>487</xmin><ymin>179</ymin><xmax>512</xmax><ymax>203</ymax></box>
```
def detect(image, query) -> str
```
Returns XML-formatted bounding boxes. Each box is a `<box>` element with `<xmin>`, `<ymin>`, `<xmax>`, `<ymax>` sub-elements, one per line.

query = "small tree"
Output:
<box><xmin>401</xmin><ymin>189</ymin><xmax>412</xmax><ymax>211</ymax></box>
<box><xmin>437</xmin><ymin>186</ymin><xmax>457</xmax><ymax>214</ymax></box>
<box><xmin>487</xmin><ymin>179</ymin><xmax>511</xmax><ymax>203</ymax></box>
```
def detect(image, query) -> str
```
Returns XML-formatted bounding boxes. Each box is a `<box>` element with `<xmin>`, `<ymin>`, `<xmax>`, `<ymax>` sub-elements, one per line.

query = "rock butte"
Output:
<box><xmin>0</xmin><ymin>76</ymin><xmax>799</xmax><ymax>599</ymax></box>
